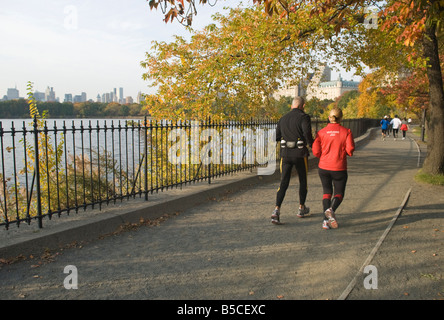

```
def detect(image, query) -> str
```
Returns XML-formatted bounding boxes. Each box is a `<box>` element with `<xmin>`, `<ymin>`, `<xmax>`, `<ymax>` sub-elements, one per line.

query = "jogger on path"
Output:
<box><xmin>272</xmin><ymin>96</ymin><xmax>314</xmax><ymax>224</ymax></box>
<box><xmin>312</xmin><ymin>108</ymin><xmax>355</xmax><ymax>229</ymax></box>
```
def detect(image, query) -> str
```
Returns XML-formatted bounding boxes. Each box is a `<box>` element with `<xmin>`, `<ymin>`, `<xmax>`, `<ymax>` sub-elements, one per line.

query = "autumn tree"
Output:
<box><xmin>142</xmin><ymin>5</ymin><xmax>326</xmax><ymax>120</ymax></box>
<box><xmin>149</xmin><ymin>0</ymin><xmax>444</xmax><ymax>174</ymax></box>
<box><xmin>304</xmin><ymin>97</ymin><xmax>333</xmax><ymax>119</ymax></box>
<box><xmin>328</xmin><ymin>90</ymin><xmax>361</xmax><ymax>119</ymax></box>
<box><xmin>354</xmin><ymin>71</ymin><xmax>390</xmax><ymax>118</ymax></box>
<box><xmin>380</xmin><ymin>69</ymin><xmax>431</xmax><ymax>120</ymax></box>
<box><xmin>369</xmin><ymin>0</ymin><xmax>443</xmax><ymax>175</ymax></box>
<box><xmin>268</xmin><ymin>95</ymin><xmax>294</xmax><ymax>116</ymax></box>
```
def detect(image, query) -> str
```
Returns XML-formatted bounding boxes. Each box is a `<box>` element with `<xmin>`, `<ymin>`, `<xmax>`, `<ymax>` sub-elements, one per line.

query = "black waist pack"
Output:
<box><xmin>281</xmin><ymin>140</ymin><xmax>296</xmax><ymax>148</ymax></box>
<box><xmin>281</xmin><ymin>140</ymin><xmax>304</xmax><ymax>149</ymax></box>
<box><xmin>286</xmin><ymin>141</ymin><xmax>296</xmax><ymax>148</ymax></box>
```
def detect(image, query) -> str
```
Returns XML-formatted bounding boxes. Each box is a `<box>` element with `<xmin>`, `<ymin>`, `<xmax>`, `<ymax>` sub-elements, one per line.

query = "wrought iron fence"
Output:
<box><xmin>0</xmin><ymin>116</ymin><xmax>378</xmax><ymax>229</ymax></box>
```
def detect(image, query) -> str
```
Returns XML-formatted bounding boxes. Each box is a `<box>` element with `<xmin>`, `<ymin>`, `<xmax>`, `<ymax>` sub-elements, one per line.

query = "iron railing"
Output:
<box><xmin>0</xmin><ymin>116</ymin><xmax>378</xmax><ymax>229</ymax></box>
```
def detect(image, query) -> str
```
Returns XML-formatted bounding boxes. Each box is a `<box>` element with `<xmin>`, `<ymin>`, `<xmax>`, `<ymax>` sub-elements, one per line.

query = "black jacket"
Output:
<box><xmin>276</xmin><ymin>108</ymin><xmax>314</xmax><ymax>158</ymax></box>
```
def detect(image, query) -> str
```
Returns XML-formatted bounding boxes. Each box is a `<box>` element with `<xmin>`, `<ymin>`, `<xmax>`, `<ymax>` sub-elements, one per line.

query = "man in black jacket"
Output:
<box><xmin>271</xmin><ymin>96</ymin><xmax>314</xmax><ymax>224</ymax></box>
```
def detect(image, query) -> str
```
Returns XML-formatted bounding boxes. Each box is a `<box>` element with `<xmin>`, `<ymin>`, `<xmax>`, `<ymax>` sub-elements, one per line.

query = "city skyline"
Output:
<box><xmin>1</xmin><ymin>0</ymin><xmax>238</xmax><ymax>105</ymax></box>
<box><xmin>1</xmin><ymin>84</ymin><xmax>141</xmax><ymax>104</ymax></box>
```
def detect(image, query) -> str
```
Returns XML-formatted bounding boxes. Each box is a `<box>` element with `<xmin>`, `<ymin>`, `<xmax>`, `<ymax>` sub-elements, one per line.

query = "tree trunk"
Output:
<box><xmin>422</xmin><ymin>22</ymin><xmax>444</xmax><ymax>175</ymax></box>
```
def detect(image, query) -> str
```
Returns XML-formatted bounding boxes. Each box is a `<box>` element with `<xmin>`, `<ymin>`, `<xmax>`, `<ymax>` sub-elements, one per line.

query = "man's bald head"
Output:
<box><xmin>291</xmin><ymin>97</ymin><xmax>305</xmax><ymax>109</ymax></box>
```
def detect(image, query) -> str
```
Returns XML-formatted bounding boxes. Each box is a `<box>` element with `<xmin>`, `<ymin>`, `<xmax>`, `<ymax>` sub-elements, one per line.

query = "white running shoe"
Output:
<box><xmin>271</xmin><ymin>209</ymin><xmax>280</xmax><ymax>224</ymax></box>
<box><xmin>322</xmin><ymin>220</ymin><xmax>330</xmax><ymax>230</ymax></box>
<box><xmin>297</xmin><ymin>206</ymin><xmax>310</xmax><ymax>218</ymax></box>
<box><xmin>324</xmin><ymin>208</ymin><xmax>338</xmax><ymax>229</ymax></box>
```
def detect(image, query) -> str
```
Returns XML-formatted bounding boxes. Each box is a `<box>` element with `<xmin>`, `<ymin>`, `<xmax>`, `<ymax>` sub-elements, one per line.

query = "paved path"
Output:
<box><xmin>0</xmin><ymin>129</ymin><xmax>443</xmax><ymax>301</ymax></box>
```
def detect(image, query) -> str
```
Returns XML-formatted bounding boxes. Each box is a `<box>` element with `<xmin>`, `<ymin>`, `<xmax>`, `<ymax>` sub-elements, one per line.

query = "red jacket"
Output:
<box><xmin>312</xmin><ymin>123</ymin><xmax>355</xmax><ymax>171</ymax></box>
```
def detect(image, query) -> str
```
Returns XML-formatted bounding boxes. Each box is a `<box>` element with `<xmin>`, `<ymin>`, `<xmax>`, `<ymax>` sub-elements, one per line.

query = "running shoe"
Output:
<box><xmin>271</xmin><ymin>208</ymin><xmax>280</xmax><ymax>224</ymax></box>
<box><xmin>297</xmin><ymin>206</ymin><xmax>310</xmax><ymax>218</ymax></box>
<box><xmin>324</xmin><ymin>208</ymin><xmax>338</xmax><ymax>229</ymax></box>
<box><xmin>322</xmin><ymin>220</ymin><xmax>330</xmax><ymax>230</ymax></box>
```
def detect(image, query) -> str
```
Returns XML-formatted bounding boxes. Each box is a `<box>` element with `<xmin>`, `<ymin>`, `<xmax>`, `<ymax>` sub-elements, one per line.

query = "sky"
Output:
<box><xmin>1</xmin><ymin>0</ymin><xmax>358</xmax><ymax>103</ymax></box>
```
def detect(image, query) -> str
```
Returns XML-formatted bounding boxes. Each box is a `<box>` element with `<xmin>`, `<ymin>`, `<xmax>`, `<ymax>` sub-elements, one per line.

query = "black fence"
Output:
<box><xmin>0</xmin><ymin>117</ymin><xmax>378</xmax><ymax>229</ymax></box>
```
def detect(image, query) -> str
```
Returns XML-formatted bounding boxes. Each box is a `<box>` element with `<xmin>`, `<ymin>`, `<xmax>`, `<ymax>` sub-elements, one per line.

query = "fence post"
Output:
<box><xmin>144</xmin><ymin>116</ymin><xmax>149</xmax><ymax>201</ymax></box>
<box><xmin>33</xmin><ymin>116</ymin><xmax>43</xmax><ymax>228</ymax></box>
<box><xmin>0</xmin><ymin>122</ymin><xmax>9</xmax><ymax>229</ymax></box>
<box><xmin>208</xmin><ymin>117</ymin><xmax>211</xmax><ymax>185</ymax></box>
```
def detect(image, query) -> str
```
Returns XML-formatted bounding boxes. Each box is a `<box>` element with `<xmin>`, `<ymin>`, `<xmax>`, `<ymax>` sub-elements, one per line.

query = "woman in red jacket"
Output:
<box><xmin>312</xmin><ymin>108</ymin><xmax>355</xmax><ymax>230</ymax></box>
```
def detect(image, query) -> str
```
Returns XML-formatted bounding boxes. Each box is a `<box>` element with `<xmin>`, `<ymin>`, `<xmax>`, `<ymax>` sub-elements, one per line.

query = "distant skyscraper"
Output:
<box><xmin>34</xmin><ymin>91</ymin><xmax>45</xmax><ymax>102</ymax></box>
<box><xmin>125</xmin><ymin>96</ymin><xmax>133</xmax><ymax>104</ymax></box>
<box><xmin>81</xmin><ymin>92</ymin><xmax>87</xmax><ymax>102</ymax></box>
<box><xmin>45</xmin><ymin>86</ymin><xmax>56</xmax><ymax>102</ymax></box>
<box><xmin>64</xmin><ymin>94</ymin><xmax>73</xmax><ymax>103</ymax></box>
<box><xmin>119</xmin><ymin>87</ymin><xmax>123</xmax><ymax>103</ymax></box>
<box><xmin>137</xmin><ymin>91</ymin><xmax>143</xmax><ymax>104</ymax></box>
<box><xmin>96</xmin><ymin>94</ymin><xmax>101</xmax><ymax>103</ymax></box>
<box><xmin>7</xmin><ymin>87</ymin><xmax>19</xmax><ymax>100</ymax></box>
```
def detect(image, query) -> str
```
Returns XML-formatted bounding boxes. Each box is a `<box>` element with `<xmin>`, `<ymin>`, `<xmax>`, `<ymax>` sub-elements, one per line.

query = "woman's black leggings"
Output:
<box><xmin>318</xmin><ymin>168</ymin><xmax>348</xmax><ymax>212</ymax></box>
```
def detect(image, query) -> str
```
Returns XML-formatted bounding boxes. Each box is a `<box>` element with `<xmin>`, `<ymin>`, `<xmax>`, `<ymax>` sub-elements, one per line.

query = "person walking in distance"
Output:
<box><xmin>312</xmin><ymin>108</ymin><xmax>355</xmax><ymax>230</ymax></box>
<box><xmin>400</xmin><ymin>117</ymin><xmax>409</xmax><ymax>140</ymax></box>
<box><xmin>380</xmin><ymin>116</ymin><xmax>389</xmax><ymax>140</ymax></box>
<box><xmin>271</xmin><ymin>96</ymin><xmax>314</xmax><ymax>224</ymax></box>
<box><xmin>386</xmin><ymin>115</ymin><xmax>393</xmax><ymax>137</ymax></box>
<box><xmin>390</xmin><ymin>115</ymin><xmax>402</xmax><ymax>140</ymax></box>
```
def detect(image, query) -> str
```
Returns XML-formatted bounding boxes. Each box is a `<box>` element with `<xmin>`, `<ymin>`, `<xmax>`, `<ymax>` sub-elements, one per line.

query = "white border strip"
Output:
<box><xmin>337</xmin><ymin>187</ymin><xmax>412</xmax><ymax>300</ymax></box>
<box><xmin>409</xmin><ymin>137</ymin><xmax>421</xmax><ymax>168</ymax></box>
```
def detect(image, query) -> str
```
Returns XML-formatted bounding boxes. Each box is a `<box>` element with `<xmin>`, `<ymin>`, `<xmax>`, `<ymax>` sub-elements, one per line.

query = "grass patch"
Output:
<box><xmin>415</xmin><ymin>169</ymin><xmax>444</xmax><ymax>186</ymax></box>
<box><xmin>411</xmin><ymin>126</ymin><xmax>427</xmax><ymax>140</ymax></box>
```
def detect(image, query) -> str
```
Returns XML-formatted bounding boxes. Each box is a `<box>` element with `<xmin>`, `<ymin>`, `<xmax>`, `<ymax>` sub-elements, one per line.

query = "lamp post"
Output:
<box><xmin>421</xmin><ymin>107</ymin><xmax>426</xmax><ymax>142</ymax></box>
